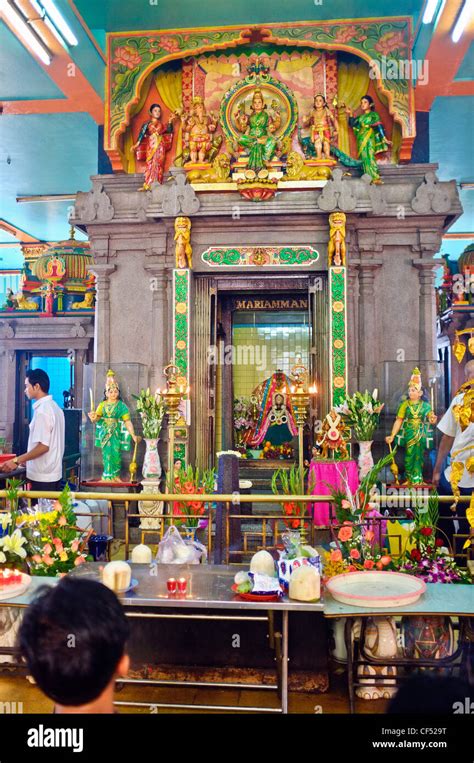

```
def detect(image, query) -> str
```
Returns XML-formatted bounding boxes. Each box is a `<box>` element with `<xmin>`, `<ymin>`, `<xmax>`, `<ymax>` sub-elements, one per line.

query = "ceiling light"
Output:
<box><xmin>39</xmin><ymin>0</ymin><xmax>78</xmax><ymax>46</ymax></box>
<box><xmin>452</xmin><ymin>0</ymin><xmax>474</xmax><ymax>43</ymax></box>
<box><xmin>423</xmin><ymin>0</ymin><xmax>439</xmax><ymax>24</ymax></box>
<box><xmin>30</xmin><ymin>0</ymin><xmax>65</xmax><ymax>49</ymax></box>
<box><xmin>1</xmin><ymin>0</ymin><xmax>51</xmax><ymax>65</ymax></box>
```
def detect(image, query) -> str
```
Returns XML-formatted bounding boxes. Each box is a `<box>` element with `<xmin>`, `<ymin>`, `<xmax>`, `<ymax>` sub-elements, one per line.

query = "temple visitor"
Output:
<box><xmin>0</xmin><ymin>369</ymin><xmax>65</xmax><ymax>491</ymax></box>
<box><xmin>19</xmin><ymin>578</ymin><xmax>130</xmax><ymax>714</ymax></box>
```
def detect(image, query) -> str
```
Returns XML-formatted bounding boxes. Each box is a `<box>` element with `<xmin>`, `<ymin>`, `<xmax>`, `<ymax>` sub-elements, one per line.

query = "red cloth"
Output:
<box><xmin>309</xmin><ymin>459</ymin><xmax>359</xmax><ymax>526</ymax></box>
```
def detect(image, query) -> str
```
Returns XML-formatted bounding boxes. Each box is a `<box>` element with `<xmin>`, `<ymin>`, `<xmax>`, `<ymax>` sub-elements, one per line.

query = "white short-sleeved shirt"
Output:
<box><xmin>437</xmin><ymin>393</ymin><xmax>474</xmax><ymax>489</ymax></box>
<box><xmin>27</xmin><ymin>395</ymin><xmax>65</xmax><ymax>482</ymax></box>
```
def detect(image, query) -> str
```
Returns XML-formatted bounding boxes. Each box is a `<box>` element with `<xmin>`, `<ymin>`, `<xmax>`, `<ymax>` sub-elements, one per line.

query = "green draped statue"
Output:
<box><xmin>234</xmin><ymin>89</ymin><xmax>281</xmax><ymax>171</ymax></box>
<box><xmin>331</xmin><ymin>95</ymin><xmax>390</xmax><ymax>184</ymax></box>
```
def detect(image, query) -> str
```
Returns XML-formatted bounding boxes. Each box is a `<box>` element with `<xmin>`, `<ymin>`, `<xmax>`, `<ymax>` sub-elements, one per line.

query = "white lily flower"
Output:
<box><xmin>0</xmin><ymin>513</ymin><xmax>12</xmax><ymax>531</ymax></box>
<box><xmin>0</xmin><ymin>551</ymin><xmax>5</xmax><ymax>564</ymax></box>
<box><xmin>0</xmin><ymin>529</ymin><xmax>27</xmax><ymax>559</ymax></box>
<box><xmin>372</xmin><ymin>388</ymin><xmax>378</xmax><ymax>401</ymax></box>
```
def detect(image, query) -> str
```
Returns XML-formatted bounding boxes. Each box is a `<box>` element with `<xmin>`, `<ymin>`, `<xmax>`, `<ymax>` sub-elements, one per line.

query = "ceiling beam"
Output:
<box><xmin>415</xmin><ymin>0</ymin><xmax>474</xmax><ymax>111</ymax></box>
<box><xmin>2</xmin><ymin>0</ymin><xmax>104</xmax><ymax>123</ymax></box>
<box><xmin>0</xmin><ymin>219</ymin><xmax>41</xmax><ymax>243</ymax></box>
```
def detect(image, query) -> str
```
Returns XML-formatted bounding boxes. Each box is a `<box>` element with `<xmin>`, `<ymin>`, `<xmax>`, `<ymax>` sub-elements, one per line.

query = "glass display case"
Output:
<box><xmin>80</xmin><ymin>363</ymin><xmax>148</xmax><ymax>483</ymax></box>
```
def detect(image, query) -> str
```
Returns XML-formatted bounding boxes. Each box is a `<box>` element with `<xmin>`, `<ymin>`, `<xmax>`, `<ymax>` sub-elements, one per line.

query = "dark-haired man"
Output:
<box><xmin>0</xmin><ymin>368</ymin><xmax>65</xmax><ymax>491</ymax></box>
<box><xmin>19</xmin><ymin>577</ymin><xmax>130</xmax><ymax>713</ymax></box>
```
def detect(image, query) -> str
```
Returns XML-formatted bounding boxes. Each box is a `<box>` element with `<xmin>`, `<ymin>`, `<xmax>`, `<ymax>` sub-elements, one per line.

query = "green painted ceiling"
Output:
<box><xmin>73</xmin><ymin>0</ymin><xmax>425</xmax><ymax>32</ymax></box>
<box><xmin>0</xmin><ymin>21</ymin><xmax>65</xmax><ymax>100</ymax></box>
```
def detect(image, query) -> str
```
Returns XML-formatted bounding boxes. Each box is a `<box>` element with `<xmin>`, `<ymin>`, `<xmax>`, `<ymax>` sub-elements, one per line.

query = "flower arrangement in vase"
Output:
<box><xmin>397</xmin><ymin>491</ymin><xmax>470</xmax><ymax>584</ymax></box>
<box><xmin>271</xmin><ymin>466</ymin><xmax>308</xmax><ymax>530</ymax></box>
<box><xmin>335</xmin><ymin>389</ymin><xmax>385</xmax><ymax>478</ymax></box>
<box><xmin>233</xmin><ymin>397</ymin><xmax>254</xmax><ymax>451</ymax></box>
<box><xmin>23</xmin><ymin>485</ymin><xmax>93</xmax><ymax>577</ymax></box>
<box><xmin>168</xmin><ymin>465</ymin><xmax>215</xmax><ymax>529</ymax></box>
<box><xmin>133</xmin><ymin>388</ymin><xmax>166</xmax><ymax>479</ymax></box>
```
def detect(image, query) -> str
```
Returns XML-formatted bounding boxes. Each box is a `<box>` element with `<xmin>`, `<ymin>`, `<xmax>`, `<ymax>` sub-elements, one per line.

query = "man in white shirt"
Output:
<box><xmin>433</xmin><ymin>359</ymin><xmax>474</xmax><ymax>547</ymax></box>
<box><xmin>1</xmin><ymin>369</ymin><xmax>65</xmax><ymax>491</ymax></box>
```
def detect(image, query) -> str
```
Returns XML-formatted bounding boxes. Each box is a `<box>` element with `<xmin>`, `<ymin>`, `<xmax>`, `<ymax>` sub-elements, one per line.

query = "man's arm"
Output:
<box><xmin>432</xmin><ymin>433</ymin><xmax>454</xmax><ymax>486</ymax></box>
<box><xmin>0</xmin><ymin>442</ymin><xmax>50</xmax><ymax>472</ymax></box>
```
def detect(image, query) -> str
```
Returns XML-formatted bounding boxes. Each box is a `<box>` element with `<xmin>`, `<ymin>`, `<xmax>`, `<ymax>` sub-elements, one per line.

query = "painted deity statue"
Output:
<box><xmin>182</xmin><ymin>96</ymin><xmax>219</xmax><ymax>164</ymax></box>
<box><xmin>328</xmin><ymin>212</ymin><xmax>347</xmax><ymax>267</ymax></box>
<box><xmin>88</xmin><ymin>370</ymin><xmax>141</xmax><ymax>481</ymax></box>
<box><xmin>174</xmin><ymin>216</ymin><xmax>192</xmax><ymax>269</ymax></box>
<box><xmin>246</xmin><ymin>371</ymin><xmax>298</xmax><ymax>448</ymax></box>
<box><xmin>301</xmin><ymin>94</ymin><xmax>338</xmax><ymax>161</ymax></box>
<box><xmin>132</xmin><ymin>103</ymin><xmax>177</xmax><ymax>190</ymax></box>
<box><xmin>234</xmin><ymin>88</ymin><xmax>281</xmax><ymax>172</ymax></box>
<box><xmin>385</xmin><ymin>367</ymin><xmax>437</xmax><ymax>485</ymax></box>
<box><xmin>316</xmin><ymin>409</ymin><xmax>349</xmax><ymax>460</ymax></box>
<box><xmin>344</xmin><ymin>95</ymin><xmax>389</xmax><ymax>184</ymax></box>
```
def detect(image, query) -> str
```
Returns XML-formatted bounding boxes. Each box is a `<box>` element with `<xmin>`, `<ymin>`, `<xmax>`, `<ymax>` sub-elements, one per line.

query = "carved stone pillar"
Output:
<box><xmin>89</xmin><ymin>263</ymin><xmax>116</xmax><ymax>364</ymax></box>
<box><xmin>143</xmin><ymin>266</ymin><xmax>170</xmax><ymax>386</ymax></box>
<box><xmin>357</xmin><ymin>259</ymin><xmax>383</xmax><ymax>390</ymax></box>
<box><xmin>413</xmin><ymin>258</ymin><xmax>437</xmax><ymax>362</ymax></box>
<box><xmin>0</xmin><ymin>345</ymin><xmax>16</xmax><ymax>446</ymax></box>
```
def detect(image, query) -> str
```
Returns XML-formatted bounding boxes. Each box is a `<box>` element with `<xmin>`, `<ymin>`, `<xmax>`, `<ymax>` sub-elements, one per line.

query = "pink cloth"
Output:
<box><xmin>309</xmin><ymin>460</ymin><xmax>359</xmax><ymax>526</ymax></box>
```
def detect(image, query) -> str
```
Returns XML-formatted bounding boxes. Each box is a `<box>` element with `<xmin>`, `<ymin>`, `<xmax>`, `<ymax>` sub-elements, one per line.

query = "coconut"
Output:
<box><xmin>250</xmin><ymin>549</ymin><xmax>276</xmax><ymax>577</ymax></box>
<box><xmin>288</xmin><ymin>566</ymin><xmax>320</xmax><ymax>602</ymax></box>
<box><xmin>102</xmin><ymin>561</ymin><xmax>132</xmax><ymax>593</ymax></box>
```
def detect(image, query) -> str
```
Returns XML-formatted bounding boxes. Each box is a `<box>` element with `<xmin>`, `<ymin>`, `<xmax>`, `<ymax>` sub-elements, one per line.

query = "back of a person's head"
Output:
<box><xmin>26</xmin><ymin>368</ymin><xmax>50</xmax><ymax>394</ymax></box>
<box><xmin>19</xmin><ymin>577</ymin><xmax>130</xmax><ymax>706</ymax></box>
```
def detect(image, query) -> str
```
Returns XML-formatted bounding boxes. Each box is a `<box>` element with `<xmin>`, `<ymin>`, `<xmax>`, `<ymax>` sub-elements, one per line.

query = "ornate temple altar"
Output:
<box><xmin>67</xmin><ymin>20</ymin><xmax>462</xmax><ymax>470</ymax></box>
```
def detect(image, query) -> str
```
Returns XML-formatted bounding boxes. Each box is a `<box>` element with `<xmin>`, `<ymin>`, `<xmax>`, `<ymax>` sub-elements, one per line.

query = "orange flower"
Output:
<box><xmin>349</xmin><ymin>548</ymin><xmax>360</xmax><ymax>560</ymax></box>
<box><xmin>363</xmin><ymin>559</ymin><xmax>375</xmax><ymax>570</ymax></box>
<box><xmin>365</xmin><ymin>530</ymin><xmax>375</xmax><ymax>543</ymax></box>
<box><xmin>183</xmin><ymin>481</ymin><xmax>195</xmax><ymax>493</ymax></box>
<box><xmin>74</xmin><ymin>555</ymin><xmax>85</xmax><ymax>566</ymax></box>
<box><xmin>330</xmin><ymin>549</ymin><xmax>343</xmax><ymax>563</ymax></box>
<box><xmin>380</xmin><ymin>555</ymin><xmax>391</xmax><ymax>566</ymax></box>
<box><xmin>348</xmin><ymin>564</ymin><xmax>357</xmax><ymax>572</ymax></box>
<box><xmin>341</xmin><ymin>499</ymin><xmax>351</xmax><ymax>509</ymax></box>
<box><xmin>376</xmin><ymin>561</ymin><xmax>383</xmax><ymax>570</ymax></box>
<box><xmin>338</xmin><ymin>526</ymin><xmax>353</xmax><ymax>542</ymax></box>
<box><xmin>58</xmin><ymin>515</ymin><xmax>67</xmax><ymax>526</ymax></box>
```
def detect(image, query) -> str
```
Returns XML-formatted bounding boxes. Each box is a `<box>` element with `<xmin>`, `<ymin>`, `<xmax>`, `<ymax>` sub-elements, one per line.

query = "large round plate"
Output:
<box><xmin>0</xmin><ymin>572</ymin><xmax>31</xmax><ymax>601</ymax></box>
<box><xmin>326</xmin><ymin>571</ymin><xmax>426</xmax><ymax>608</ymax></box>
<box><xmin>231</xmin><ymin>584</ymin><xmax>281</xmax><ymax>602</ymax></box>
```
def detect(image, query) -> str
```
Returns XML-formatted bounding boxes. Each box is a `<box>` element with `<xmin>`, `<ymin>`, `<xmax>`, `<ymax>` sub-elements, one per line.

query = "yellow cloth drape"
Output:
<box><xmin>375</xmin><ymin>83</ymin><xmax>400</xmax><ymax>164</ymax></box>
<box><xmin>337</xmin><ymin>61</ymin><xmax>369</xmax><ymax>156</ymax></box>
<box><xmin>155</xmin><ymin>68</ymin><xmax>183</xmax><ymax>164</ymax></box>
<box><xmin>121</xmin><ymin>71</ymin><xmax>155</xmax><ymax>174</ymax></box>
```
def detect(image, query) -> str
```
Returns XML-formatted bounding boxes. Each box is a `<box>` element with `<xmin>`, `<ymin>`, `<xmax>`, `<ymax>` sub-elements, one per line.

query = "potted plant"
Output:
<box><xmin>133</xmin><ymin>388</ymin><xmax>166</xmax><ymax>479</ymax></box>
<box><xmin>335</xmin><ymin>389</ymin><xmax>385</xmax><ymax>477</ymax></box>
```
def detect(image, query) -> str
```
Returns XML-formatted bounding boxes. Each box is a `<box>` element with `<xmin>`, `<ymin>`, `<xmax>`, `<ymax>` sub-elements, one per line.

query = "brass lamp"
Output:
<box><xmin>156</xmin><ymin>362</ymin><xmax>188</xmax><ymax>475</ymax></box>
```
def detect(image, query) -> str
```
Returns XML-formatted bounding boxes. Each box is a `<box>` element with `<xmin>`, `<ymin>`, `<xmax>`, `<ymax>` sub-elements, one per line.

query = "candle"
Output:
<box><xmin>89</xmin><ymin>388</ymin><xmax>94</xmax><ymax>413</ymax></box>
<box><xmin>430</xmin><ymin>385</ymin><xmax>434</xmax><ymax>411</ymax></box>
<box><xmin>167</xmin><ymin>577</ymin><xmax>177</xmax><ymax>594</ymax></box>
<box><xmin>177</xmin><ymin>577</ymin><xmax>187</xmax><ymax>594</ymax></box>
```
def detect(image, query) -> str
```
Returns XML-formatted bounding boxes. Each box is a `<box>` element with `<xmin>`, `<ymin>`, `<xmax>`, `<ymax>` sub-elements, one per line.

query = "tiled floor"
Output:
<box><xmin>0</xmin><ymin>671</ymin><xmax>389</xmax><ymax>714</ymax></box>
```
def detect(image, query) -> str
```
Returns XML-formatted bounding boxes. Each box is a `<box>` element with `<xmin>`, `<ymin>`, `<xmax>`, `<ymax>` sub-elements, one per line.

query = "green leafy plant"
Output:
<box><xmin>271</xmin><ymin>466</ymin><xmax>308</xmax><ymax>529</ymax></box>
<box><xmin>167</xmin><ymin>465</ymin><xmax>215</xmax><ymax>528</ymax></box>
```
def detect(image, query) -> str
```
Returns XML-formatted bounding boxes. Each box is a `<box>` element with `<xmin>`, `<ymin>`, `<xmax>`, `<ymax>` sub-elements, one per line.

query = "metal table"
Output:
<box><xmin>324</xmin><ymin>584</ymin><xmax>474</xmax><ymax>713</ymax></box>
<box><xmin>1</xmin><ymin>563</ymin><xmax>324</xmax><ymax>714</ymax></box>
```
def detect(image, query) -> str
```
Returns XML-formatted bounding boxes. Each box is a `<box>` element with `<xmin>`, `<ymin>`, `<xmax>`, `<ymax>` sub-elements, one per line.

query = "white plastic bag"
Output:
<box><xmin>156</xmin><ymin>525</ymin><xmax>206</xmax><ymax>564</ymax></box>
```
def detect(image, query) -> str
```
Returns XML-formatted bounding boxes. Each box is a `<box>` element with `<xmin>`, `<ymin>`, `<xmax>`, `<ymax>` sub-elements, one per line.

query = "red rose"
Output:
<box><xmin>410</xmin><ymin>549</ymin><xmax>421</xmax><ymax>561</ymax></box>
<box><xmin>363</xmin><ymin>559</ymin><xmax>375</xmax><ymax>570</ymax></box>
<box><xmin>420</xmin><ymin>527</ymin><xmax>433</xmax><ymax>536</ymax></box>
<box><xmin>435</xmin><ymin>538</ymin><xmax>444</xmax><ymax>547</ymax></box>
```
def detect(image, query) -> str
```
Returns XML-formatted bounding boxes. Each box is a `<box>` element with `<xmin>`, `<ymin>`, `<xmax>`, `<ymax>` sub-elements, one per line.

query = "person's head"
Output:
<box><xmin>149</xmin><ymin>103</ymin><xmax>162</xmax><ymax>119</ymax></box>
<box><xmin>464</xmin><ymin>359</ymin><xmax>474</xmax><ymax>382</ymax></box>
<box><xmin>314</xmin><ymin>94</ymin><xmax>327</xmax><ymax>109</ymax></box>
<box><xmin>251</xmin><ymin>89</ymin><xmax>265</xmax><ymax>112</ymax></box>
<box><xmin>360</xmin><ymin>94</ymin><xmax>375</xmax><ymax>112</ymax></box>
<box><xmin>19</xmin><ymin>578</ymin><xmax>130</xmax><ymax>709</ymax></box>
<box><xmin>408</xmin><ymin>384</ymin><xmax>423</xmax><ymax>401</ymax></box>
<box><xmin>25</xmin><ymin>369</ymin><xmax>50</xmax><ymax>401</ymax></box>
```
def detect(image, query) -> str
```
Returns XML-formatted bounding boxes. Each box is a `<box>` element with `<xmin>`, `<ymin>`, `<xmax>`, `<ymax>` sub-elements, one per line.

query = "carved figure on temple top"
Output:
<box><xmin>2</xmin><ymin>288</ymin><xmax>15</xmax><ymax>309</ymax></box>
<box><xmin>88</xmin><ymin>370</ymin><xmax>141</xmax><ymax>482</ymax></box>
<box><xmin>14</xmin><ymin>290</ymin><xmax>38</xmax><ymax>311</ymax></box>
<box><xmin>72</xmin><ymin>291</ymin><xmax>95</xmax><ymax>310</ymax></box>
<box><xmin>132</xmin><ymin>103</ymin><xmax>177</xmax><ymax>190</ymax></box>
<box><xmin>174</xmin><ymin>216</ymin><xmax>192</xmax><ymax>269</ymax></box>
<box><xmin>385</xmin><ymin>367</ymin><xmax>437</xmax><ymax>485</ymax></box>
<box><xmin>328</xmin><ymin>212</ymin><xmax>347</xmax><ymax>267</ymax></box>
<box><xmin>43</xmin><ymin>282</ymin><xmax>55</xmax><ymax>316</ymax></box>
<box><xmin>234</xmin><ymin>88</ymin><xmax>281</xmax><ymax>171</ymax></box>
<box><xmin>337</xmin><ymin>95</ymin><xmax>390</xmax><ymax>185</ymax></box>
<box><xmin>285</xmin><ymin>151</ymin><xmax>332</xmax><ymax>181</ymax></box>
<box><xmin>301</xmin><ymin>94</ymin><xmax>338</xmax><ymax>161</ymax></box>
<box><xmin>182</xmin><ymin>96</ymin><xmax>220</xmax><ymax>164</ymax></box>
<box><xmin>186</xmin><ymin>153</ymin><xmax>231</xmax><ymax>184</ymax></box>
